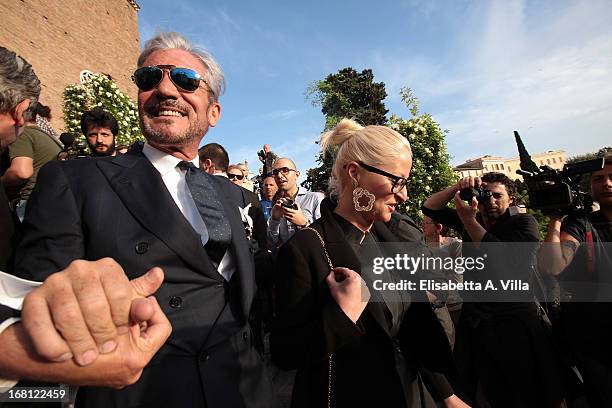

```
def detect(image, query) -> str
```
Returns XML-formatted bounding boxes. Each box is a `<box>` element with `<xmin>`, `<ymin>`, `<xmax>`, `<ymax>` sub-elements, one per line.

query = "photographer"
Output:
<box><xmin>268</xmin><ymin>157</ymin><xmax>323</xmax><ymax>248</ymax></box>
<box><xmin>422</xmin><ymin>172</ymin><xmax>566</xmax><ymax>408</ymax></box>
<box><xmin>538</xmin><ymin>154</ymin><xmax>612</xmax><ymax>406</ymax></box>
<box><xmin>257</xmin><ymin>143</ymin><xmax>277</xmax><ymax>177</ymax></box>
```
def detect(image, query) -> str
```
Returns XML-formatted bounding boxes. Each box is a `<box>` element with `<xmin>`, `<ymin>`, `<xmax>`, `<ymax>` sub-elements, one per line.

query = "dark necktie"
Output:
<box><xmin>178</xmin><ymin>161</ymin><xmax>232</xmax><ymax>265</ymax></box>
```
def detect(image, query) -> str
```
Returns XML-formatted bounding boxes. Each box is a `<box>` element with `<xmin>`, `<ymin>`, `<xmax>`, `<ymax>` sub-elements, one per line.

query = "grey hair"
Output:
<box><xmin>0</xmin><ymin>47</ymin><xmax>41</xmax><ymax>114</ymax></box>
<box><xmin>137</xmin><ymin>32</ymin><xmax>226</xmax><ymax>101</ymax></box>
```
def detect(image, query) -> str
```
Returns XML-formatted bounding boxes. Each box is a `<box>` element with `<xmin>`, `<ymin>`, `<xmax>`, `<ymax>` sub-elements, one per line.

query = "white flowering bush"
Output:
<box><xmin>390</xmin><ymin>88</ymin><xmax>457</xmax><ymax>223</ymax></box>
<box><xmin>63</xmin><ymin>73</ymin><xmax>142</xmax><ymax>146</ymax></box>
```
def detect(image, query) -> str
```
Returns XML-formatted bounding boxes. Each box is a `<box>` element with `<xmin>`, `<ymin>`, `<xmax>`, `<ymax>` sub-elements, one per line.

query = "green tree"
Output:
<box><xmin>303</xmin><ymin>67</ymin><xmax>388</xmax><ymax>192</ymax></box>
<box><xmin>390</xmin><ymin>88</ymin><xmax>457</xmax><ymax>223</ymax></box>
<box><xmin>567</xmin><ymin>146</ymin><xmax>612</xmax><ymax>164</ymax></box>
<box><xmin>63</xmin><ymin>72</ymin><xmax>142</xmax><ymax>146</ymax></box>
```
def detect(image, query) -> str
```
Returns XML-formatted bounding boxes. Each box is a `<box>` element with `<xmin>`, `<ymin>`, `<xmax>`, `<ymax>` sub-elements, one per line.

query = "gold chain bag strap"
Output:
<box><xmin>302</xmin><ymin>227</ymin><xmax>335</xmax><ymax>408</ymax></box>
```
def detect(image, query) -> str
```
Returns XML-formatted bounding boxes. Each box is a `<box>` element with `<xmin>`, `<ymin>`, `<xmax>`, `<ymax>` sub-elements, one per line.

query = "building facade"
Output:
<box><xmin>454</xmin><ymin>150</ymin><xmax>566</xmax><ymax>181</ymax></box>
<box><xmin>0</xmin><ymin>0</ymin><xmax>140</xmax><ymax>132</ymax></box>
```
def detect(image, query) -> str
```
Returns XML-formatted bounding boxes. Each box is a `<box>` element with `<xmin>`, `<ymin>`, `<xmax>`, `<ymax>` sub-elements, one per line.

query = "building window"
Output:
<box><xmin>500</xmin><ymin>164</ymin><xmax>505</xmax><ymax>170</ymax></box>
<box><xmin>547</xmin><ymin>159</ymin><xmax>551</xmax><ymax>164</ymax></box>
<box><xmin>552</xmin><ymin>158</ymin><xmax>556</xmax><ymax>163</ymax></box>
<box><xmin>540</xmin><ymin>160</ymin><xmax>544</xmax><ymax>165</ymax></box>
<box><xmin>559</xmin><ymin>157</ymin><xmax>563</xmax><ymax>162</ymax></box>
<box><xmin>508</xmin><ymin>166</ymin><xmax>511</xmax><ymax>172</ymax></box>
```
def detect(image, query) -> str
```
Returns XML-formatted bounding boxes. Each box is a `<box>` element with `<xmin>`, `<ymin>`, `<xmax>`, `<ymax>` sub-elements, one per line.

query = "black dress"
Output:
<box><xmin>271</xmin><ymin>199</ymin><xmax>456</xmax><ymax>408</ymax></box>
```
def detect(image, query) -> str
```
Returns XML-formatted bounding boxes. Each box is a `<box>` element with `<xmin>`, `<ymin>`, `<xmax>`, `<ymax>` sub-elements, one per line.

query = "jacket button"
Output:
<box><xmin>135</xmin><ymin>242</ymin><xmax>149</xmax><ymax>254</ymax></box>
<box><xmin>243</xmin><ymin>332</ymin><xmax>248</xmax><ymax>342</ymax></box>
<box><xmin>200</xmin><ymin>353</ymin><xmax>209</xmax><ymax>362</ymax></box>
<box><xmin>169</xmin><ymin>296</ymin><xmax>183</xmax><ymax>308</ymax></box>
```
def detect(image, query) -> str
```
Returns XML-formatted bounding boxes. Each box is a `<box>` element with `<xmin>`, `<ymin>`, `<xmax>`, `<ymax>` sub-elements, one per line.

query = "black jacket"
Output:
<box><xmin>271</xmin><ymin>199</ymin><xmax>456</xmax><ymax>408</ymax></box>
<box><xmin>15</xmin><ymin>146</ymin><xmax>276</xmax><ymax>408</ymax></box>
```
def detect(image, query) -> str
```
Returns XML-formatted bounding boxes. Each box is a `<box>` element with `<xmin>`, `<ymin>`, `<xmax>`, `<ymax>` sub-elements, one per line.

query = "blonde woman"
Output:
<box><xmin>271</xmin><ymin>119</ymin><xmax>466</xmax><ymax>408</ymax></box>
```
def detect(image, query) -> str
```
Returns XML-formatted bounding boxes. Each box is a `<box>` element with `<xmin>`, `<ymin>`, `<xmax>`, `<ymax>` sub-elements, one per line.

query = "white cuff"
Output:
<box><xmin>0</xmin><ymin>271</ymin><xmax>41</xmax><ymax>310</ymax></box>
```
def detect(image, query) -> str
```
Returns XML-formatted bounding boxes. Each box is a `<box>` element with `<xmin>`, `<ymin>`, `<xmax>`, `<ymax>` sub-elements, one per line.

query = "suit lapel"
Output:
<box><xmin>210</xmin><ymin>176</ymin><xmax>256</xmax><ymax>315</ymax></box>
<box><xmin>97</xmin><ymin>151</ymin><xmax>221</xmax><ymax>281</ymax></box>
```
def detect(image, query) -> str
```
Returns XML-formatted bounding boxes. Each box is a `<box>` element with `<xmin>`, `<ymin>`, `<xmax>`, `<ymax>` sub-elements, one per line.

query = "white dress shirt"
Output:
<box><xmin>143</xmin><ymin>143</ymin><xmax>235</xmax><ymax>280</ymax></box>
<box><xmin>0</xmin><ymin>271</ymin><xmax>40</xmax><ymax>388</ymax></box>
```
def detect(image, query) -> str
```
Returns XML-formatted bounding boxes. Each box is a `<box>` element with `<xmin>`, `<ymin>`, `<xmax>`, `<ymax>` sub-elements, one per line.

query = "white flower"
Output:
<box><xmin>106</xmin><ymin>92</ymin><xmax>112</xmax><ymax>97</ymax></box>
<box><xmin>238</xmin><ymin>204</ymin><xmax>253</xmax><ymax>239</ymax></box>
<box><xmin>390</xmin><ymin>123</ymin><xmax>399</xmax><ymax>130</ymax></box>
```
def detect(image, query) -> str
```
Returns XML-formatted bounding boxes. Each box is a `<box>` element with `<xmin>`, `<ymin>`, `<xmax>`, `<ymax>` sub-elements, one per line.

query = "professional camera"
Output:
<box><xmin>257</xmin><ymin>149</ymin><xmax>266</xmax><ymax>160</ymax></box>
<box><xmin>57</xmin><ymin>133</ymin><xmax>90</xmax><ymax>160</ymax></box>
<box><xmin>459</xmin><ymin>186</ymin><xmax>493</xmax><ymax>203</ymax></box>
<box><xmin>514</xmin><ymin>131</ymin><xmax>604</xmax><ymax>215</ymax></box>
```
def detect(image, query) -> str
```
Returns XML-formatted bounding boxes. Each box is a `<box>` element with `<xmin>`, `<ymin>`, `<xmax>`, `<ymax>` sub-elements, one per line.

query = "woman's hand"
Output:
<box><xmin>444</xmin><ymin>394</ymin><xmax>471</xmax><ymax>408</ymax></box>
<box><xmin>326</xmin><ymin>267</ymin><xmax>370</xmax><ymax>323</ymax></box>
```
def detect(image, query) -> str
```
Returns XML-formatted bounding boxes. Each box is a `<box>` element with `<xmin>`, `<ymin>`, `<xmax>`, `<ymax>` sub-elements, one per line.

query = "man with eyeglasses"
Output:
<box><xmin>0</xmin><ymin>45</ymin><xmax>171</xmax><ymax>398</ymax></box>
<box><xmin>14</xmin><ymin>32</ymin><xmax>276</xmax><ymax>408</ymax></box>
<box><xmin>268</xmin><ymin>157</ymin><xmax>324</xmax><ymax>248</ymax></box>
<box><xmin>421</xmin><ymin>172</ymin><xmax>566</xmax><ymax>407</ymax></box>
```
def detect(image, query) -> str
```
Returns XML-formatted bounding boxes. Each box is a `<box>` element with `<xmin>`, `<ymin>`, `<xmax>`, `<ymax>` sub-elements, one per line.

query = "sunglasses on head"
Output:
<box><xmin>228</xmin><ymin>173</ymin><xmax>245</xmax><ymax>181</ymax></box>
<box><xmin>132</xmin><ymin>65</ymin><xmax>208</xmax><ymax>93</ymax></box>
<box><xmin>272</xmin><ymin>167</ymin><xmax>296</xmax><ymax>176</ymax></box>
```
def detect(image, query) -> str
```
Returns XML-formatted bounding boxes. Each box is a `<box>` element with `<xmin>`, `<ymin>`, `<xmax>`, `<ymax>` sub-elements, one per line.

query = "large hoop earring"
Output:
<box><xmin>353</xmin><ymin>187</ymin><xmax>375</xmax><ymax>212</ymax></box>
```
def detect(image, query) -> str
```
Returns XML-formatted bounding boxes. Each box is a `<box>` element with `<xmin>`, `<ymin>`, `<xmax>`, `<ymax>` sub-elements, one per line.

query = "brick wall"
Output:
<box><xmin>0</xmin><ymin>0</ymin><xmax>140</xmax><ymax>132</ymax></box>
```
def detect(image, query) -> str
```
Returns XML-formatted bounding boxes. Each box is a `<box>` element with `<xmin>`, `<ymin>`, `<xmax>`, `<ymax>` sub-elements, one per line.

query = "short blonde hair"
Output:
<box><xmin>320</xmin><ymin>118</ymin><xmax>411</xmax><ymax>195</ymax></box>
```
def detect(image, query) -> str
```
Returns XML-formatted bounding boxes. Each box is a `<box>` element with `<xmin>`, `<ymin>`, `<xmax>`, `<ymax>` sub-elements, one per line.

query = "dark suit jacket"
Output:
<box><xmin>270</xmin><ymin>199</ymin><xmax>456</xmax><ymax>408</ymax></box>
<box><xmin>15</xmin><ymin>147</ymin><xmax>275</xmax><ymax>408</ymax></box>
<box><xmin>0</xmin><ymin>181</ymin><xmax>20</xmax><ymax>273</ymax></box>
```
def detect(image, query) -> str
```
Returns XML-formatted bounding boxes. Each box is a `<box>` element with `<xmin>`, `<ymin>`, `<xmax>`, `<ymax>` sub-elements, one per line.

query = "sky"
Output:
<box><xmin>138</xmin><ymin>0</ymin><xmax>612</xmax><ymax>180</ymax></box>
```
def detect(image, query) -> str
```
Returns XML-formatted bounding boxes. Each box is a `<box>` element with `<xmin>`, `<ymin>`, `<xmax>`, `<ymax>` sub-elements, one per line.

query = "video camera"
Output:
<box><xmin>57</xmin><ymin>132</ymin><xmax>90</xmax><ymax>160</ymax></box>
<box><xmin>514</xmin><ymin>131</ymin><xmax>604</xmax><ymax>215</ymax></box>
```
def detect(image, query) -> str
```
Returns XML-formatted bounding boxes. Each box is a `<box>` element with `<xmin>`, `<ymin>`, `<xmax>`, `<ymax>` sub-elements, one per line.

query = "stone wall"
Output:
<box><xmin>0</xmin><ymin>0</ymin><xmax>140</xmax><ymax>131</ymax></box>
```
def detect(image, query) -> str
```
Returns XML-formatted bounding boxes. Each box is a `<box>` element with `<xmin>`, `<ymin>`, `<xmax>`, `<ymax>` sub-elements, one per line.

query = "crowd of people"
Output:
<box><xmin>0</xmin><ymin>30</ymin><xmax>611</xmax><ymax>408</ymax></box>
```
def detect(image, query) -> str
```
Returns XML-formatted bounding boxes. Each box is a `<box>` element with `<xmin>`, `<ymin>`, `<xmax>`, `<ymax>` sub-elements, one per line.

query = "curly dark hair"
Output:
<box><xmin>481</xmin><ymin>172</ymin><xmax>516</xmax><ymax>197</ymax></box>
<box><xmin>80</xmin><ymin>108</ymin><xmax>119</xmax><ymax>136</ymax></box>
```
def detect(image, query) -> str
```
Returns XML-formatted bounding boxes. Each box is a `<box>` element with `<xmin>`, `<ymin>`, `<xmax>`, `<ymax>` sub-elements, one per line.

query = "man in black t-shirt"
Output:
<box><xmin>539</xmin><ymin>154</ymin><xmax>612</xmax><ymax>406</ymax></box>
<box><xmin>423</xmin><ymin>172</ymin><xmax>565</xmax><ymax>408</ymax></box>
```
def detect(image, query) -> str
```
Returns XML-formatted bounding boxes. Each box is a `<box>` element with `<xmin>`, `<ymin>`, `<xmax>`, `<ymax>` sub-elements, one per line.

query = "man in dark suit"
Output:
<box><xmin>15</xmin><ymin>32</ymin><xmax>275</xmax><ymax>408</ymax></box>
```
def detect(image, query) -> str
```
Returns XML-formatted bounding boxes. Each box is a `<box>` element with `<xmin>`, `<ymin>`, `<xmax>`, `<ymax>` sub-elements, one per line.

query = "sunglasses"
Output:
<box><xmin>272</xmin><ymin>167</ymin><xmax>296</xmax><ymax>176</ymax></box>
<box><xmin>132</xmin><ymin>65</ymin><xmax>208</xmax><ymax>93</ymax></box>
<box><xmin>356</xmin><ymin>162</ymin><xmax>409</xmax><ymax>194</ymax></box>
<box><xmin>228</xmin><ymin>173</ymin><xmax>245</xmax><ymax>181</ymax></box>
